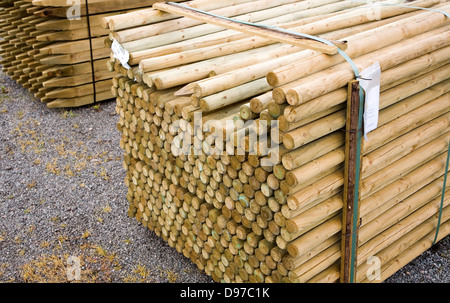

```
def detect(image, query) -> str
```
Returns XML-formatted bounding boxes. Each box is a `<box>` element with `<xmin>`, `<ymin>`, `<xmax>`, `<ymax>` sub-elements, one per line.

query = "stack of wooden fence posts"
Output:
<box><xmin>0</xmin><ymin>0</ymin><xmax>183</xmax><ymax>108</ymax></box>
<box><xmin>104</xmin><ymin>0</ymin><xmax>450</xmax><ymax>283</ymax></box>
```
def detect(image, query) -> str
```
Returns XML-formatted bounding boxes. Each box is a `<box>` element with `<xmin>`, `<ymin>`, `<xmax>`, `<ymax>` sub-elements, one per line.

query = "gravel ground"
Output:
<box><xmin>0</xmin><ymin>68</ymin><xmax>448</xmax><ymax>283</ymax></box>
<box><xmin>0</xmin><ymin>69</ymin><xmax>212</xmax><ymax>283</ymax></box>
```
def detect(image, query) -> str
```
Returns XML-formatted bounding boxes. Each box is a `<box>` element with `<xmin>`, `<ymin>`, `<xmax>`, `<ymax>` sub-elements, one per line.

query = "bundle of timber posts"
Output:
<box><xmin>0</xmin><ymin>0</ymin><xmax>185</xmax><ymax>108</ymax></box>
<box><xmin>104</xmin><ymin>0</ymin><xmax>450</xmax><ymax>283</ymax></box>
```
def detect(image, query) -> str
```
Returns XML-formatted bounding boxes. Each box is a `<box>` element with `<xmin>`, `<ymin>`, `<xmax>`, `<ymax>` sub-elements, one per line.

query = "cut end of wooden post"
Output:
<box><xmin>240</xmin><ymin>104</ymin><xmax>252</xmax><ymax>120</ymax></box>
<box><xmin>283</xmin><ymin>134</ymin><xmax>294</xmax><ymax>150</ymax></box>
<box><xmin>281</xmin><ymin>155</ymin><xmax>294</xmax><ymax>171</ymax></box>
<box><xmin>193</xmin><ymin>84</ymin><xmax>203</xmax><ymax>98</ymax></box>
<box><xmin>287</xmin><ymin>198</ymin><xmax>300</xmax><ymax>214</ymax></box>
<box><xmin>272</xmin><ymin>87</ymin><xmax>286</xmax><ymax>104</ymax></box>
<box><xmin>138</xmin><ymin>61</ymin><xmax>145</xmax><ymax>72</ymax></box>
<box><xmin>153</xmin><ymin>78</ymin><xmax>164</xmax><ymax>90</ymax></box>
<box><xmin>278</xmin><ymin>115</ymin><xmax>290</xmax><ymax>132</ymax></box>
<box><xmin>142</xmin><ymin>74</ymin><xmax>153</xmax><ymax>88</ymax></box>
<box><xmin>106</xmin><ymin>60</ymin><xmax>115</xmax><ymax>72</ymax></box>
<box><xmin>285</xmin><ymin>172</ymin><xmax>297</xmax><ymax>187</ymax></box>
<box><xmin>285</xmin><ymin>220</ymin><xmax>298</xmax><ymax>234</ymax></box>
<box><xmin>108</xmin><ymin>20</ymin><xmax>117</xmax><ymax>32</ymax></box>
<box><xmin>284</xmin><ymin>107</ymin><xmax>298</xmax><ymax>124</ymax></box>
<box><xmin>250</xmin><ymin>97</ymin><xmax>262</xmax><ymax>114</ymax></box>
<box><xmin>266</xmin><ymin>71</ymin><xmax>279</xmax><ymax>87</ymax></box>
<box><xmin>286</xmin><ymin>89</ymin><xmax>301</xmax><ymax>106</ymax></box>
<box><xmin>279</xmin><ymin>181</ymin><xmax>290</xmax><ymax>195</ymax></box>
<box><xmin>199</xmin><ymin>98</ymin><xmax>209</xmax><ymax>112</ymax></box>
<box><xmin>101</xmin><ymin>17</ymin><xmax>110</xmax><ymax>30</ymax></box>
<box><xmin>287</xmin><ymin>243</ymin><xmax>298</xmax><ymax>258</ymax></box>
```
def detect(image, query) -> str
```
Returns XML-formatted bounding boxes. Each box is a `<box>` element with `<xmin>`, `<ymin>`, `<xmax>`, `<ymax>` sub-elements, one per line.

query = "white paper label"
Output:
<box><xmin>111</xmin><ymin>38</ymin><xmax>131</xmax><ymax>70</ymax></box>
<box><xmin>359</xmin><ymin>62</ymin><xmax>381</xmax><ymax>140</ymax></box>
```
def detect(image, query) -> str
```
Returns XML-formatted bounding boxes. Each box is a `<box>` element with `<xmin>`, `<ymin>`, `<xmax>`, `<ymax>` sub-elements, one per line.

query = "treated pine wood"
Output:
<box><xmin>359</xmin><ymin>176</ymin><xmax>450</xmax><ymax>252</ymax></box>
<box><xmin>0</xmin><ymin>0</ymin><xmax>141</xmax><ymax>108</ymax></box>
<box><xmin>285</xmin><ymin>148</ymin><xmax>345</xmax><ymax>187</ymax></box>
<box><xmin>145</xmin><ymin>4</ymin><xmax>391</xmax><ymax>94</ymax></box>
<box><xmin>199</xmin><ymin>78</ymin><xmax>270</xmax><ymax>113</ymax></box>
<box><xmin>363</xmin><ymin>94</ymin><xmax>450</xmax><ymax>155</ymax></box>
<box><xmin>122</xmin><ymin>0</ymin><xmax>336</xmax><ymax>53</ymax></box>
<box><xmin>42</xmin><ymin>69</ymin><xmax>116</xmax><ymax>87</ymax></box>
<box><xmin>43</xmin><ymin>79</ymin><xmax>112</xmax><ymax>98</ymax></box>
<box><xmin>282</xmin><ymin>58</ymin><xmax>450</xmax><ymax>131</ymax></box>
<box><xmin>282</xmin><ymin>62</ymin><xmax>450</xmax><ymax>152</ymax></box>
<box><xmin>360</xmin><ymin>151</ymin><xmax>450</xmax><ymax>225</ymax></box>
<box><xmin>46</xmin><ymin>90</ymin><xmax>112</xmax><ymax>108</ymax></box>
<box><xmin>31</xmin><ymin>0</ymin><xmax>166</xmax><ymax>14</ymax></box>
<box><xmin>282</xmin><ymin>110</ymin><xmax>346</xmax><ymax>151</ymax></box>
<box><xmin>113</xmin><ymin>0</ymin><xmax>298</xmax><ymax>45</ymax></box>
<box><xmin>139</xmin><ymin>37</ymin><xmax>278</xmax><ymax>72</ymax></box>
<box><xmin>359</xmin><ymin>190</ymin><xmax>450</xmax><ymax>270</ymax></box>
<box><xmin>285</xmin><ymin>26</ymin><xmax>450</xmax><ymax>106</ymax></box>
<box><xmin>361</xmin><ymin>132</ymin><xmax>450</xmax><ymax>201</ymax></box>
<box><xmin>152</xmin><ymin>2</ymin><xmax>346</xmax><ymax>55</ymax></box>
<box><xmin>150</xmin><ymin>43</ymin><xmax>301</xmax><ymax>89</ymax></box>
<box><xmin>99</xmin><ymin>1</ymin><xmax>450</xmax><ymax>284</ymax></box>
<box><xmin>127</xmin><ymin>30</ymin><xmax>250</xmax><ymax>66</ymax></box>
<box><xmin>362</xmin><ymin>110</ymin><xmax>450</xmax><ymax>178</ymax></box>
<box><xmin>267</xmin><ymin>1</ymin><xmax>444</xmax><ymax>87</ymax></box>
<box><xmin>103</xmin><ymin>0</ymin><xmax>254</xmax><ymax>31</ymax></box>
<box><xmin>36</xmin><ymin>26</ymin><xmax>110</xmax><ymax>41</ymax></box>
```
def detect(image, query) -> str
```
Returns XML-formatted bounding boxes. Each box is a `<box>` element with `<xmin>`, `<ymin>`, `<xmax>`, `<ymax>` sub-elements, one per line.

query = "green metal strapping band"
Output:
<box><xmin>433</xmin><ymin>141</ymin><xmax>450</xmax><ymax>245</ymax></box>
<box><xmin>349</xmin><ymin>87</ymin><xmax>365</xmax><ymax>283</ymax></box>
<box><xmin>165</xmin><ymin>1</ymin><xmax>448</xmax><ymax>283</ymax></box>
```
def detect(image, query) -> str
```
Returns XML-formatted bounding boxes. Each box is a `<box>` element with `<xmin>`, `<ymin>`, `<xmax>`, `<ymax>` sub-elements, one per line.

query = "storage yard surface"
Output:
<box><xmin>0</xmin><ymin>70</ymin><xmax>211</xmax><ymax>283</ymax></box>
<box><xmin>0</xmin><ymin>69</ymin><xmax>448</xmax><ymax>283</ymax></box>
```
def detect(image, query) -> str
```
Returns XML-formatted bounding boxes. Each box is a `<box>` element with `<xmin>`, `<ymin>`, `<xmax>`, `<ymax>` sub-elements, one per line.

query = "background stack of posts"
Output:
<box><xmin>0</xmin><ymin>0</ymin><xmax>184</xmax><ymax>108</ymax></box>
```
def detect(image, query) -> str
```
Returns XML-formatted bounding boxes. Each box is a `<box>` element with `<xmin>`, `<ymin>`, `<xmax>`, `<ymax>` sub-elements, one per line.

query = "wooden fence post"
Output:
<box><xmin>341</xmin><ymin>80</ymin><xmax>363</xmax><ymax>283</ymax></box>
